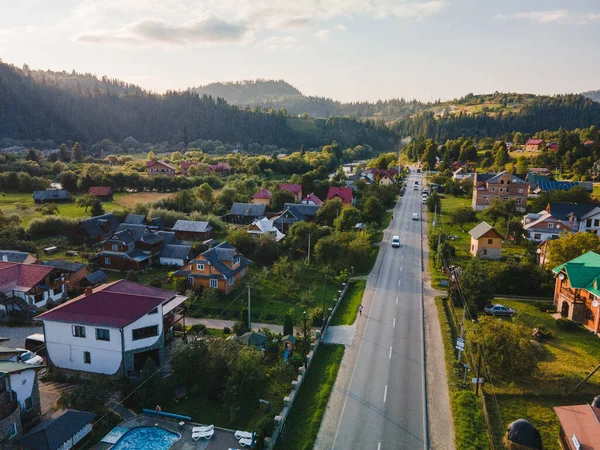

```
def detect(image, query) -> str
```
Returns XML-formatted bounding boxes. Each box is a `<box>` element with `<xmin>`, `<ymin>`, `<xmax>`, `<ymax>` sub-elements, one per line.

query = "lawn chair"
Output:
<box><xmin>192</xmin><ymin>429</ymin><xmax>214</xmax><ymax>440</ymax></box>
<box><xmin>192</xmin><ymin>425</ymin><xmax>214</xmax><ymax>433</ymax></box>
<box><xmin>235</xmin><ymin>430</ymin><xmax>253</xmax><ymax>440</ymax></box>
<box><xmin>239</xmin><ymin>437</ymin><xmax>254</xmax><ymax>448</ymax></box>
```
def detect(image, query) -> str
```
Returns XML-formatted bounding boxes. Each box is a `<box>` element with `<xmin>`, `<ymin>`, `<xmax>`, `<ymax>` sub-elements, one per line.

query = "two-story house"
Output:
<box><xmin>471</xmin><ymin>172</ymin><xmax>529</xmax><ymax>213</ymax></box>
<box><xmin>251</xmin><ymin>189</ymin><xmax>272</xmax><ymax>206</ymax></box>
<box><xmin>525</xmin><ymin>139</ymin><xmax>545</xmax><ymax>152</ymax></box>
<box><xmin>172</xmin><ymin>220</ymin><xmax>213</xmax><ymax>240</ymax></box>
<box><xmin>0</xmin><ymin>362</ymin><xmax>44</xmax><ymax>446</ymax></box>
<box><xmin>248</xmin><ymin>218</ymin><xmax>285</xmax><ymax>242</ymax></box>
<box><xmin>522</xmin><ymin>210</ymin><xmax>576</xmax><ymax>242</ymax></box>
<box><xmin>146</xmin><ymin>160</ymin><xmax>176</xmax><ymax>177</ymax></box>
<box><xmin>35</xmin><ymin>280</ymin><xmax>187</xmax><ymax>376</ymax></box>
<box><xmin>70</xmin><ymin>213</ymin><xmax>120</xmax><ymax>245</ymax></box>
<box><xmin>96</xmin><ymin>228</ymin><xmax>156</xmax><ymax>271</ymax></box>
<box><xmin>468</xmin><ymin>221</ymin><xmax>503</xmax><ymax>260</ymax></box>
<box><xmin>0</xmin><ymin>262</ymin><xmax>65</xmax><ymax>313</ymax></box>
<box><xmin>180</xmin><ymin>161</ymin><xmax>199</xmax><ymax>176</ymax></box>
<box><xmin>552</xmin><ymin>251</ymin><xmax>600</xmax><ymax>334</ymax></box>
<box><xmin>326</xmin><ymin>187</ymin><xmax>354</xmax><ymax>206</ymax></box>
<box><xmin>207</xmin><ymin>162</ymin><xmax>231</xmax><ymax>177</ymax></box>
<box><xmin>301</xmin><ymin>193</ymin><xmax>323</xmax><ymax>206</ymax></box>
<box><xmin>228</xmin><ymin>203</ymin><xmax>267</xmax><ymax>224</ymax></box>
<box><xmin>173</xmin><ymin>242</ymin><xmax>251</xmax><ymax>294</ymax></box>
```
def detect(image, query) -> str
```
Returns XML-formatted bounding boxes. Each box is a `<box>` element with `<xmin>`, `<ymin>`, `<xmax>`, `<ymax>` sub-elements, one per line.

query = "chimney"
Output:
<box><xmin>84</xmin><ymin>286</ymin><xmax>93</xmax><ymax>296</ymax></box>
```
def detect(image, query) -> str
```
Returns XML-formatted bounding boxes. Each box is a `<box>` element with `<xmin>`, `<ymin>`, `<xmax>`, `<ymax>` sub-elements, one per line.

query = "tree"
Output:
<box><xmin>317</xmin><ymin>198</ymin><xmax>344</xmax><ymax>226</ymax></box>
<box><xmin>513</xmin><ymin>131</ymin><xmax>525</xmax><ymax>145</ymax></box>
<box><xmin>71</xmin><ymin>142</ymin><xmax>84</xmax><ymax>162</ymax></box>
<box><xmin>360</xmin><ymin>196</ymin><xmax>385</xmax><ymax>224</ymax></box>
<box><xmin>515</xmin><ymin>156</ymin><xmax>529</xmax><ymax>175</ymax></box>
<box><xmin>426</xmin><ymin>191</ymin><xmax>441</xmax><ymax>213</ymax></box>
<box><xmin>147</xmin><ymin>151</ymin><xmax>156</xmax><ymax>161</ymax></box>
<box><xmin>283</xmin><ymin>313</ymin><xmax>294</xmax><ymax>336</ymax></box>
<box><xmin>77</xmin><ymin>194</ymin><xmax>98</xmax><ymax>212</ymax></box>
<box><xmin>196</xmin><ymin>183</ymin><xmax>214</xmax><ymax>205</ymax></box>
<box><xmin>252</xmin><ymin>235</ymin><xmax>281</xmax><ymax>265</ymax></box>
<box><xmin>174</xmin><ymin>190</ymin><xmax>197</xmax><ymax>212</ymax></box>
<box><xmin>467</xmin><ymin>317</ymin><xmax>540</xmax><ymax>378</ymax></box>
<box><xmin>422</xmin><ymin>142</ymin><xmax>437</xmax><ymax>170</ymax></box>
<box><xmin>59</xmin><ymin>143</ymin><xmax>70</xmax><ymax>162</ymax></box>
<box><xmin>493</xmin><ymin>142</ymin><xmax>509</xmax><ymax>171</ymax></box>
<box><xmin>135</xmin><ymin>358</ymin><xmax>162</xmax><ymax>407</ymax></box>
<box><xmin>547</xmin><ymin>232</ymin><xmax>600</xmax><ymax>267</ymax></box>
<box><xmin>449</xmin><ymin>207</ymin><xmax>476</xmax><ymax>231</ymax></box>
<box><xmin>270</xmin><ymin>190</ymin><xmax>295</xmax><ymax>212</ymax></box>
<box><xmin>456</xmin><ymin>259</ymin><xmax>495</xmax><ymax>315</ymax></box>
<box><xmin>90</xmin><ymin>200</ymin><xmax>105</xmax><ymax>217</ymax></box>
<box><xmin>484</xmin><ymin>198</ymin><xmax>509</xmax><ymax>226</ymax></box>
<box><xmin>58</xmin><ymin>170</ymin><xmax>79</xmax><ymax>192</ymax></box>
<box><xmin>334</xmin><ymin>206</ymin><xmax>362</xmax><ymax>232</ymax></box>
<box><xmin>227</xmin><ymin>230</ymin><xmax>256</xmax><ymax>257</ymax></box>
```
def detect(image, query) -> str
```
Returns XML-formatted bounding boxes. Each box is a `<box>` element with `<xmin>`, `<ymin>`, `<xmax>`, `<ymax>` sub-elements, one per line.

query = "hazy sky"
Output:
<box><xmin>1</xmin><ymin>0</ymin><xmax>599</xmax><ymax>102</ymax></box>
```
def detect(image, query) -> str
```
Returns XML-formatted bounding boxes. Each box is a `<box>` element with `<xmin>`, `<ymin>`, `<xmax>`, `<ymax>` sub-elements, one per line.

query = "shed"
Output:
<box><xmin>33</xmin><ymin>189</ymin><xmax>70</xmax><ymax>204</ymax></box>
<box><xmin>172</xmin><ymin>220</ymin><xmax>213</xmax><ymax>240</ymax></box>
<box><xmin>19</xmin><ymin>409</ymin><xmax>97</xmax><ymax>450</ymax></box>
<box><xmin>281</xmin><ymin>334</ymin><xmax>296</xmax><ymax>350</ymax></box>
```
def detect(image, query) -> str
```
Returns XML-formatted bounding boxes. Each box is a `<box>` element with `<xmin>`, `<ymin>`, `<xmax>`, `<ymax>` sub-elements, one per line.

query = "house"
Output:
<box><xmin>553</xmin><ymin>397</ymin><xmax>600</xmax><ymax>450</ymax></box>
<box><xmin>326</xmin><ymin>186</ymin><xmax>354</xmax><ymax>206</ymax></box>
<box><xmin>552</xmin><ymin>251</ymin><xmax>600</xmax><ymax>333</ymax></box>
<box><xmin>468</xmin><ymin>221</ymin><xmax>503</xmax><ymax>260</ymax></box>
<box><xmin>522</xmin><ymin>210</ymin><xmax>574</xmax><ymax>242</ymax></box>
<box><xmin>18</xmin><ymin>409</ymin><xmax>96</xmax><ymax>450</ymax></box>
<box><xmin>42</xmin><ymin>260</ymin><xmax>88</xmax><ymax>289</ymax></box>
<box><xmin>33</xmin><ymin>189</ymin><xmax>69</xmax><ymax>204</ymax></box>
<box><xmin>35</xmin><ymin>280</ymin><xmax>187</xmax><ymax>376</ymax></box>
<box><xmin>248</xmin><ymin>218</ymin><xmax>285</xmax><ymax>242</ymax></box>
<box><xmin>238</xmin><ymin>331</ymin><xmax>267</xmax><ymax>350</ymax></box>
<box><xmin>207</xmin><ymin>162</ymin><xmax>231</xmax><ymax>176</ymax></box>
<box><xmin>251</xmin><ymin>189</ymin><xmax>272</xmax><ymax>206</ymax></box>
<box><xmin>173</xmin><ymin>242</ymin><xmax>251</xmax><ymax>294</ymax></box>
<box><xmin>146</xmin><ymin>160</ymin><xmax>176</xmax><ymax>177</ymax></box>
<box><xmin>279</xmin><ymin>184</ymin><xmax>303</xmax><ymax>202</ymax></box>
<box><xmin>471</xmin><ymin>172</ymin><xmax>529</xmax><ymax>213</ymax></box>
<box><xmin>159</xmin><ymin>244</ymin><xmax>194</xmax><ymax>267</ymax></box>
<box><xmin>546</xmin><ymin>142</ymin><xmax>559</xmax><ymax>152</ymax></box>
<box><xmin>123</xmin><ymin>214</ymin><xmax>149</xmax><ymax>226</ymax></box>
<box><xmin>301</xmin><ymin>193</ymin><xmax>323</xmax><ymax>206</ymax></box>
<box><xmin>0</xmin><ymin>251</ymin><xmax>36</xmax><ymax>265</ymax></box>
<box><xmin>525</xmin><ymin>139</ymin><xmax>545</xmax><ymax>152</ymax></box>
<box><xmin>452</xmin><ymin>167</ymin><xmax>475</xmax><ymax>181</ymax></box>
<box><xmin>88</xmin><ymin>186</ymin><xmax>113</xmax><ymax>201</ymax></box>
<box><xmin>172</xmin><ymin>220</ymin><xmax>213</xmax><ymax>240</ymax></box>
<box><xmin>271</xmin><ymin>203</ymin><xmax>320</xmax><ymax>233</ymax></box>
<box><xmin>0</xmin><ymin>262</ymin><xmax>66</xmax><ymax>312</ymax></box>
<box><xmin>544</xmin><ymin>203</ymin><xmax>598</xmax><ymax>234</ymax></box>
<box><xmin>79</xmin><ymin>270</ymin><xmax>107</xmax><ymax>288</ymax></box>
<box><xmin>70</xmin><ymin>214</ymin><xmax>120</xmax><ymax>245</ymax></box>
<box><xmin>378</xmin><ymin>173</ymin><xmax>397</xmax><ymax>186</ymax></box>
<box><xmin>96</xmin><ymin>225</ymin><xmax>164</xmax><ymax>271</ymax></box>
<box><xmin>228</xmin><ymin>203</ymin><xmax>267</xmax><ymax>224</ymax></box>
<box><xmin>0</xmin><ymin>362</ymin><xmax>45</xmax><ymax>446</ymax></box>
<box><xmin>180</xmin><ymin>161</ymin><xmax>199</xmax><ymax>176</ymax></box>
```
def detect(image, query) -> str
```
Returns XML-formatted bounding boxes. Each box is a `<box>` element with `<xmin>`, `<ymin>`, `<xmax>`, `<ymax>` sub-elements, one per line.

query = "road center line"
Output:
<box><xmin>400</xmin><ymin>266</ymin><xmax>403</xmax><ymax>271</ymax></box>
<box><xmin>393</xmin><ymin>318</ymin><xmax>396</xmax><ymax>327</ymax></box>
<box><xmin>383</xmin><ymin>385</ymin><xmax>388</xmax><ymax>403</ymax></box>
<box><xmin>398</xmin><ymin>279</ymin><xmax>401</xmax><ymax>286</ymax></box>
<box><xmin>389</xmin><ymin>346</ymin><xmax>393</xmax><ymax>359</ymax></box>
<box><xmin>396</xmin><ymin>296</ymin><xmax>398</xmax><ymax>304</ymax></box>
<box><xmin>377</xmin><ymin>443</ymin><xmax>381</xmax><ymax>450</ymax></box>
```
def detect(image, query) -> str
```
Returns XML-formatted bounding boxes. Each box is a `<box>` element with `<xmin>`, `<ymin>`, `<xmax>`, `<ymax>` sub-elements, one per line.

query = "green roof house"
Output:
<box><xmin>552</xmin><ymin>251</ymin><xmax>600</xmax><ymax>333</ymax></box>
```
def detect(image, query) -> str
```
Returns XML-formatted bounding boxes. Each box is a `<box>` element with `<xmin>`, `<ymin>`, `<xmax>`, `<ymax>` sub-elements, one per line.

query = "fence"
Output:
<box><xmin>265</xmin><ymin>279</ymin><xmax>350</xmax><ymax>449</ymax></box>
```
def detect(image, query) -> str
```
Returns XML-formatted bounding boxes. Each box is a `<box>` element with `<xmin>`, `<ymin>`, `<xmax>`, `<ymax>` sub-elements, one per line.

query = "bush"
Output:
<box><xmin>28</xmin><ymin>216</ymin><xmax>77</xmax><ymax>238</ymax></box>
<box><xmin>149</xmin><ymin>279</ymin><xmax>162</xmax><ymax>288</ymax></box>
<box><xmin>556</xmin><ymin>318</ymin><xmax>581</xmax><ymax>331</ymax></box>
<box><xmin>190</xmin><ymin>324</ymin><xmax>207</xmax><ymax>335</ymax></box>
<box><xmin>223</xmin><ymin>327</ymin><xmax>231</xmax><ymax>334</ymax></box>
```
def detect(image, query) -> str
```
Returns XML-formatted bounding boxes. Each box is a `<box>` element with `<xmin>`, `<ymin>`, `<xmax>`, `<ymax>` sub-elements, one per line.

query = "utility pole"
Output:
<box><xmin>475</xmin><ymin>350</ymin><xmax>482</xmax><ymax>395</ymax></box>
<box><xmin>322</xmin><ymin>274</ymin><xmax>328</xmax><ymax>322</ymax></box>
<box><xmin>307</xmin><ymin>234</ymin><xmax>311</xmax><ymax>265</ymax></box>
<box><xmin>247</xmin><ymin>284</ymin><xmax>252</xmax><ymax>331</ymax></box>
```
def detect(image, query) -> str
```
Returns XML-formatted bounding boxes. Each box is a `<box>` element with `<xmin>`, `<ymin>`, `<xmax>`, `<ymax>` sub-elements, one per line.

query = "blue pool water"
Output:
<box><xmin>111</xmin><ymin>427</ymin><xmax>179</xmax><ymax>450</ymax></box>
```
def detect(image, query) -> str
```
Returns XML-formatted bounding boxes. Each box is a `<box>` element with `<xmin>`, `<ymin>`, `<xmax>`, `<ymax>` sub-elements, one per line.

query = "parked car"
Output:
<box><xmin>423</xmin><ymin>187</ymin><xmax>429</xmax><ymax>194</ymax></box>
<box><xmin>484</xmin><ymin>304</ymin><xmax>516</xmax><ymax>317</ymax></box>
<box><xmin>412</xmin><ymin>213</ymin><xmax>419</xmax><ymax>220</ymax></box>
<box><xmin>413</xmin><ymin>185</ymin><xmax>418</xmax><ymax>190</ymax></box>
<box><xmin>392</xmin><ymin>235</ymin><xmax>400</xmax><ymax>248</ymax></box>
<box><xmin>25</xmin><ymin>333</ymin><xmax>45</xmax><ymax>358</ymax></box>
<box><xmin>10</xmin><ymin>349</ymin><xmax>43</xmax><ymax>365</ymax></box>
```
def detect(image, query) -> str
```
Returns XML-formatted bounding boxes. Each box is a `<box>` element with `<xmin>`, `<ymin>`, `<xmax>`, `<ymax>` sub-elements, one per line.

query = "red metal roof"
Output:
<box><xmin>0</xmin><ymin>262</ymin><xmax>54</xmax><ymax>294</ymax></box>
<box><xmin>303</xmin><ymin>193</ymin><xmax>324</xmax><ymax>206</ymax></box>
<box><xmin>554</xmin><ymin>405</ymin><xmax>600</xmax><ymax>449</ymax></box>
<box><xmin>279</xmin><ymin>184</ymin><xmax>302</xmax><ymax>195</ymax></box>
<box><xmin>585</xmin><ymin>140</ymin><xmax>595</xmax><ymax>146</ymax></box>
<box><xmin>252</xmin><ymin>188</ymin><xmax>272</xmax><ymax>199</ymax></box>
<box><xmin>181</xmin><ymin>161</ymin><xmax>198</xmax><ymax>170</ymax></box>
<box><xmin>88</xmin><ymin>187</ymin><xmax>112</xmax><ymax>196</ymax></box>
<box><xmin>326</xmin><ymin>186</ymin><xmax>353</xmax><ymax>204</ymax></box>
<box><xmin>35</xmin><ymin>280</ymin><xmax>175</xmax><ymax>327</ymax></box>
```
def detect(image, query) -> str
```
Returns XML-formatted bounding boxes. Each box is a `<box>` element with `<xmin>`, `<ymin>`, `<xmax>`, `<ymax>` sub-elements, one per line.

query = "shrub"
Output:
<box><xmin>28</xmin><ymin>216</ymin><xmax>77</xmax><ymax>238</ymax></box>
<box><xmin>190</xmin><ymin>324</ymin><xmax>207</xmax><ymax>335</ymax></box>
<box><xmin>223</xmin><ymin>327</ymin><xmax>231</xmax><ymax>334</ymax></box>
<box><xmin>148</xmin><ymin>279</ymin><xmax>162</xmax><ymax>288</ymax></box>
<box><xmin>556</xmin><ymin>318</ymin><xmax>581</xmax><ymax>331</ymax></box>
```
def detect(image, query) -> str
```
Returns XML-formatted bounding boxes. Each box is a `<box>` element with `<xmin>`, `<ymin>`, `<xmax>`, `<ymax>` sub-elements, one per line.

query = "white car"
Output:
<box><xmin>412</xmin><ymin>213</ymin><xmax>419</xmax><ymax>220</ymax></box>
<box><xmin>422</xmin><ymin>197</ymin><xmax>427</xmax><ymax>204</ymax></box>
<box><xmin>392</xmin><ymin>235</ymin><xmax>400</xmax><ymax>248</ymax></box>
<box><xmin>423</xmin><ymin>187</ymin><xmax>429</xmax><ymax>194</ymax></box>
<box><xmin>413</xmin><ymin>185</ymin><xmax>418</xmax><ymax>190</ymax></box>
<box><xmin>12</xmin><ymin>349</ymin><xmax>43</xmax><ymax>365</ymax></box>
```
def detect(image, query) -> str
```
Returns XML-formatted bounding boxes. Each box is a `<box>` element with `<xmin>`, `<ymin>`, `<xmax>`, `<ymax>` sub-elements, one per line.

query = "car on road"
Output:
<box><xmin>412</xmin><ymin>213</ymin><xmax>419</xmax><ymax>220</ymax></box>
<box><xmin>413</xmin><ymin>185</ymin><xmax>418</xmax><ymax>190</ymax></box>
<box><xmin>484</xmin><ymin>304</ymin><xmax>516</xmax><ymax>317</ymax></box>
<box><xmin>414</xmin><ymin>180</ymin><xmax>419</xmax><ymax>184</ymax></box>
<box><xmin>10</xmin><ymin>349</ymin><xmax>43</xmax><ymax>365</ymax></box>
<box><xmin>423</xmin><ymin>187</ymin><xmax>429</xmax><ymax>194</ymax></box>
<box><xmin>422</xmin><ymin>197</ymin><xmax>427</xmax><ymax>204</ymax></box>
<box><xmin>392</xmin><ymin>235</ymin><xmax>400</xmax><ymax>247</ymax></box>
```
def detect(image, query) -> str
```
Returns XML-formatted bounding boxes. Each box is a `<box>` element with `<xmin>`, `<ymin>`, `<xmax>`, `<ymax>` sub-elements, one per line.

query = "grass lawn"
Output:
<box><xmin>275</xmin><ymin>344</ymin><xmax>345</xmax><ymax>450</ymax></box>
<box><xmin>112</xmin><ymin>191</ymin><xmax>175</xmax><ymax>208</ymax></box>
<box><xmin>473</xmin><ymin>299</ymin><xmax>600</xmax><ymax>449</ymax></box>
<box><xmin>104</xmin><ymin>266</ymin><xmax>174</xmax><ymax>287</ymax></box>
<box><xmin>329</xmin><ymin>280</ymin><xmax>366</xmax><ymax>326</ymax></box>
<box><xmin>593</xmin><ymin>183</ymin><xmax>600</xmax><ymax>201</ymax></box>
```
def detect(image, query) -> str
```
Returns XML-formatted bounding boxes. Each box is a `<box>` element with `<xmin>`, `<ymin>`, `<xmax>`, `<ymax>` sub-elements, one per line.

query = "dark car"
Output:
<box><xmin>484</xmin><ymin>304</ymin><xmax>516</xmax><ymax>317</ymax></box>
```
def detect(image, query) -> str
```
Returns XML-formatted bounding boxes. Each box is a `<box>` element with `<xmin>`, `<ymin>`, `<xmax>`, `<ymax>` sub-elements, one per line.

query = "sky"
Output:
<box><xmin>1</xmin><ymin>0</ymin><xmax>600</xmax><ymax>102</ymax></box>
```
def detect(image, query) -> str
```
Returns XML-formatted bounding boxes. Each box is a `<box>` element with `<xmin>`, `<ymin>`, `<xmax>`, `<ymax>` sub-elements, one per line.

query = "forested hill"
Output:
<box><xmin>582</xmin><ymin>89</ymin><xmax>600</xmax><ymax>103</ymax></box>
<box><xmin>192</xmin><ymin>79</ymin><xmax>429</xmax><ymax>120</ymax></box>
<box><xmin>392</xmin><ymin>94</ymin><xmax>600</xmax><ymax>141</ymax></box>
<box><xmin>0</xmin><ymin>62</ymin><xmax>395</xmax><ymax>150</ymax></box>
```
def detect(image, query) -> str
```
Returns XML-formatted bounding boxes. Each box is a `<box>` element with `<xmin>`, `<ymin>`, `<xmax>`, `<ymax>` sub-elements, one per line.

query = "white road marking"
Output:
<box><xmin>396</xmin><ymin>296</ymin><xmax>398</xmax><ymax>304</ymax></box>
<box><xmin>400</xmin><ymin>266</ymin><xmax>403</xmax><ymax>271</ymax></box>
<box><xmin>393</xmin><ymin>318</ymin><xmax>396</xmax><ymax>327</ymax></box>
<box><xmin>401</xmin><ymin>253</ymin><xmax>404</xmax><ymax>259</ymax></box>
<box><xmin>398</xmin><ymin>279</ymin><xmax>401</xmax><ymax>286</ymax></box>
<box><xmin>378</xmin><ymin>443</ymin><xmax>381</xmax><ymax>450</ymax></box>
<box><xmin>383</xmin><ymin>385</ymin><xmax>388</xmax><ymax>403</ymax></box>
<box><xmin>389</xmin><ymin>346</ymin><xmax>393</xmax><ymax>359</ymax></box>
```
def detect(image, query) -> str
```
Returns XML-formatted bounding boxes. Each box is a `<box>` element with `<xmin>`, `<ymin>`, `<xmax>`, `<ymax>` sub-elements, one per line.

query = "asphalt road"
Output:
<box><xmin>332</xmin><ymin>171</ymin><xmax>427</xmax><ymax>450</ymax></box>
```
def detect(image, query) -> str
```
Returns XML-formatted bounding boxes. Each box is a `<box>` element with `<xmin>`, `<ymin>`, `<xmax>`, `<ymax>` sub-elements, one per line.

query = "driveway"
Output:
<box><xmin>0</xmin><ymin>325</ymin><xmax>42</xmax><ymax>348</ymax></box>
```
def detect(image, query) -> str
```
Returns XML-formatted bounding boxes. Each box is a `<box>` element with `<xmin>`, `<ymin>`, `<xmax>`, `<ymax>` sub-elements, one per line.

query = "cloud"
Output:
<box><xmin>261</xmin><ymin>35</ymin><xmax>298</xmax><ymax>50</ymax></box>
<box><xmin>335</xmin><ymin>24</ymin><xmax>347</xmax><ymax>31</ymax></box>
<box><xmin>495</xmin><ymin>9</ymin><xmax>600</xmax><ymax>24</ymax></box>
<box><xmin>315</xmin><ymin>29</ymin><xmax>331</xmax><ymax>39</ymax></box>
<box><xmin>75</xmin><ymin>13</ymin><xmax>252</xmax><ymax>47</ymax></box>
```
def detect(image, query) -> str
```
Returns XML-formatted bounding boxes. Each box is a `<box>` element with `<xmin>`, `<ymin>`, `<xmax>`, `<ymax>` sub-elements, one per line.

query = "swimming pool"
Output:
<box><xmin>111</xmin><ymin>427</ymin><xmax>179</xmax><ymax>450</ymax></box>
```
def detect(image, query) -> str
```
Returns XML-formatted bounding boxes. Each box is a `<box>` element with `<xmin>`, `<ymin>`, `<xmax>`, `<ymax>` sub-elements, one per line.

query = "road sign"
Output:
<box><xmin>455</xmin><ymin>338</ymin><xmax>465</xmax><ymax>351</ymax></box>
<box><xmin>471</xmin><ymin>378</ymin><xmax>484</xmax><ymax>384</ymax></box>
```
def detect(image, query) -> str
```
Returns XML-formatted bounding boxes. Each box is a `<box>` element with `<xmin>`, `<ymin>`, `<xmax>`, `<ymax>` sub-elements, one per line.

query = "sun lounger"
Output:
<box><xmin>235</xmin><ymin>430</ymin><xmax>253</xmax><ymax>440</ymax></box>
<box><xmin>193</xmin><ymin>425</ymin><xmax>214</xmax><ymax>433</ymax></box>
<box><xmin>192</xmin><ymin>429</ymin><xmax>214</xmax><ymax>440</ymax></box>
<box><xmin>239</xmin><ymin>437</ymin><xmax>254</xmax><ymax>448</ymax></box>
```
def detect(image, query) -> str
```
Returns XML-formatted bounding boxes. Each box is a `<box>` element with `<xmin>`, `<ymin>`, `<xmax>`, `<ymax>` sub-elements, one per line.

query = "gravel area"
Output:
<box><xmin>0</xmin><ymin>324</ymin><xmax>43</xmax><ymax>348</ymax></box>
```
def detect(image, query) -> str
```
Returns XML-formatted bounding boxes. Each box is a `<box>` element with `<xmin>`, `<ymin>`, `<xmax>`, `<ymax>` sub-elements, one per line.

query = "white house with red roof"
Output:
<box><xmin>0</xmin><ymin>262</ymin><xmax>65</xmax><ymax>312</ymax></box>
<box><xmin>146</xmin><ymin>160</ymin><xmax>176</xmax><ymax>177</ymax></box>
<box><xmin>525</xmin><ymin>139</ymin><xmax>545</xmax><ymax>152</ymax></box>
<box><xmin>326</xmin><ymin>186</ymin><xmax>354</xmax><ymax>206</ymax></box>
<box><xmin>35</xmin><ymin>280</ymin><xmax>187</xmax><ymax>376</ymax></box>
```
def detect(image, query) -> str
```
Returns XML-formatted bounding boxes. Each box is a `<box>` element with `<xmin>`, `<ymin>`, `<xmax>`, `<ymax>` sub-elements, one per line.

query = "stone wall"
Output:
<box><xmin>0</xmin><ymin>403</ymin><xmax>22</xmax><ymax>448</ymax></box>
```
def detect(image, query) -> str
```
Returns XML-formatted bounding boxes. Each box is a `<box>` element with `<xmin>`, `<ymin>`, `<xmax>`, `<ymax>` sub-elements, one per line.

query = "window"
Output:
<box><xmin>518</xmin><ymin>188</ymin><xmax>524</xmax><ymax>193</ymax></box>
<box><xmin>210</xmin><ymin>279</ymin><xmax>218</xmax><ymax>288</ymax></box>
<box><xmin>24</xmin><ymin>397</ymin><xmax>33</xmax><ymax>411</ymax></box>
<box><xmin>197</xmin><ymin>263</ymin><xmax>205</xmax><ymax>271</ymax></box>
<box><xmin>595</xmin><ymin>219</ymin><xmax>600</xmax><ymax>227</ymax></box>
<box><xmin>7</xmin><ymin>423</ymin><xmax>16</xmax><ymax>440</ymax></box>
<box><xmin>482</xmin><ymin>196</ymin><xmax>488</xmax><ymax>204</ymax></box>
<box><xmin>188</xmin><ymin>276</ymin><xmax>194</xmax><ymax>286</ymax></box>
<box><xmin>507</xmin><ymin>180</ymin><xmax>511</xmax><ymax>185</ymax></box>
<box><xmin>489</xmin><ymin>187</ymin><xmax>495</xmax><ymax>192</ymax></box>
<box><xmin>483</xmin><ymin>249</ymin><xmax>488</xmax><ymax>255</ymax></box>
<box><xmin>500</xmin><ymin>180</ymin><xmax>504</xmax><ymax>184</ymax></box>
<box><xmin>104</xmin><ymin>258</ymin><xmax>111</xmax><ymax>265</ymax></box>
<box><xmin>132</xmin><ymin>325</ymin><xmax>159</xmax><ymax>341</ymax></box>
<box><xmin>148</xmin><ymin>307</ymin><xmax>158</xmax><ymax>315</ymax></box>
<box><xmin>587</xmin><ymin>219</ymin><xmax>593</xmax><ymax>227</ymax></box>
<box><xmin>229</xmin><ymin>277</ymin><xmax>234</xmax><ymax>286</ymax></box>
<box><xmin>516</xmin><ymin>198</ymin><xmax>522</xmax><ymax>204</ymax></box>
<box><xmin>96</xmin><ymin>328</ymin><xmax>110</xmax><ymax>341</ymax></box>
<box><xmin>503</xmin><ymin>197</ymin><xmax>508</xmax><ymax>202</ymax></box>
<box><xmin>487</xmin><ymin>239</ymin><xmax>493</xmax><ymax>244</ymax></box>
<box><xmin>83</xmin><ymin>351</ymin><xmax>91</xmax><ymax>364</ymax></box>
<box><xmin>534</xmin><ymin>233</ymin><xmax>541</xmax><ymax>240</ymax></box>
<box><xmin>72</xmin><ymin>325</ymin><xmax>86</xmax><ymax>338</ymax></box>
<box><xmin>499</xmin><ymin>187</ymin><xmax>503</xmax><ymax>193</ymax></box>
<box><xmin>471</xmin><ymin>245</ymin><xmax>474</xmax><ymax>251</ymax></box>
<box><xmin>111</xmin><ymin>244</ymin><xmax>119</xmax><ymax>251</ymax></box>
<box><xmin>548</xmin><ymin>223</ymin><xmax>554</xmax><ymax>228</ymax></box>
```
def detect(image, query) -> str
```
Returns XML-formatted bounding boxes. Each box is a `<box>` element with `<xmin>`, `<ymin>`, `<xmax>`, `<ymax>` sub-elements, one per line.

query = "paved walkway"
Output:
<box><xmin>185</xmin><ymin>317</ymin><xmax>284</xmax><ymax>334</ymax></box>
<box><xmin>107</xmin><ymin>401</ymin><xmax>136</xmax><ymax>420</ymax></box>
<box><xmin>323</xmin><ymin>324</ymin><xmax>357</xmax><ymax>345</ymax></box>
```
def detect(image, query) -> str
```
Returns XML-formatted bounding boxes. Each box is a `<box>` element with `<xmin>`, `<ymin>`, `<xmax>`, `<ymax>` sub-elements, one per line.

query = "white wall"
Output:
<box><xmin>124</xmin><ymin>313</ymin><xmax>163</xmax><ymax>351</ymax></box>
<box><xmin>44</xmin><ymin>321</ymin><xmax>123</xmax><ymax>375</ymax></box>
<box><xmin>8</xmin><ymin>370</ymin><xmax>35</xmax><ymax>408</ymax></box>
